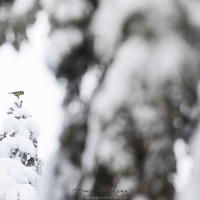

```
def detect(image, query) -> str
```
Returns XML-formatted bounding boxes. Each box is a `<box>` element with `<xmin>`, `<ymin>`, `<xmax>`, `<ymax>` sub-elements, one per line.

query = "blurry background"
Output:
<box><xmin>0</xmin><ymin>12</ymin><xmax>65</xmax><ymax>159</ymax></box>
<box><xmin>0</xmin><ymin>0</ymin><xmax>200</xmax><ymax>200</ymax></box>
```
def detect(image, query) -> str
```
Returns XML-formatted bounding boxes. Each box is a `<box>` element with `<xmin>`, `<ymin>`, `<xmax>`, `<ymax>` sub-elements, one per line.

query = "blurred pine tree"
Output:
<box><xmin>1</xmin><ymin>1</ymin><xmax>200</xmax><ymax>200</ymax></box>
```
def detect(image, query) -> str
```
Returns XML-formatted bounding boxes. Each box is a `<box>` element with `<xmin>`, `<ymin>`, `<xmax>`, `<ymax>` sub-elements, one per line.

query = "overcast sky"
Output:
<box><xmin>0</xmin><ymin>12</ymin><xmax>65</xmax><ymax>161</ymax></box>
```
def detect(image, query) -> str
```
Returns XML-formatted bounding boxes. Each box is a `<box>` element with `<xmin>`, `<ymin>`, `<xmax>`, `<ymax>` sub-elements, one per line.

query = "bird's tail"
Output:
<box><xmin>8</xmin><ymin>92</ymin><xmax>13</xmax><ymax>94</ymax></box>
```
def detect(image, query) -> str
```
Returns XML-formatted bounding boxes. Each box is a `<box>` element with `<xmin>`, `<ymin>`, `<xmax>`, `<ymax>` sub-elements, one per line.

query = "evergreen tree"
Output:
<box><xmin>0</xmin><ymin>97</ymin><xmax>42</xmax><ymax>200</ymax></box>
<box><xmin>40</xmin><ymin>1</ymin><xmax>200</xmax><ymax>200</ymax></box>
<box><xmin>1</xmin><ymin>1</ymin><xmax>200</xmax><ymax>200</ymax></box>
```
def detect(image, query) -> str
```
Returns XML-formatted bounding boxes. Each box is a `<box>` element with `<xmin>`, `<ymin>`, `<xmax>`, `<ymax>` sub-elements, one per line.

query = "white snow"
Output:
<box><xmin>3</xmin><ymin>100</ymin><xmax>39</xmax><ymax>140</ymax></box>
<box><xmin>0</xmin><ymin>168</ymin><xmax>17</xmax><ymax>191</ymax></box>
<box><xmin>0</xmin><ymin>158</ymin><xmax>39</xmax><ymax>200</ymax></box>
<box><xmin>82</xmin><ymin>0</ymin><xmax>197</xmax><ymax>174</ymax></box>
<box><xmin>91</xmin><ymin>37</ymin><xmax>149</xmax><ymax>125</ymax></box>
<box><xmin>54</xmin><ymin>0</ymin><xmax>91</xmax><ymax>24</ymax></box>
<box><xmin>91</xmin><ymin>0</ymin><xmax>147</xmax><ymax>60</ymax></box>
<box><xmin>6</xmin><ymin>184</ymin><xmax>37</xmax><ymax>200</ymax></box>
<box><xmin>11</xmin><ymin>0</ymin><xmax>36</xmax><ymax>17</ymax></box>
<box><xmin>3</xmin><ymin>0</ymin><xmax>199</xmax><ymax>199</ymax></box>
<box><xmin>13</xmin><ymin>107</ymin><xmax>32</xmax><ymax>119</ymax></box>
<box><xmin>17</xmin><ymin>127</ymin><xmax>31</xmax><ymax>138</ymax></box>
<box><xmin>96</xmin><ymin>135</ymin><xmax>134</xmax><ymax>173</ymax></box>
<box><xmin>46</xmin><ymin>28</ymin><xmax>83</xmax><ymax>68</ymax></box>
<box><xmin>23</xmin><ymin>118</ymin><xmax>40</xmax><ymax>139</ymax></box>
<box><xmin>3</xmin><ymin>116</ymin><xmax>18</xmax><ymax>134</ymax></box>
<box><xmin>0</xmin><ymin>136</ymin><xmax>35</xmax><ymax>158</ymax></box>
<box><xmin>16</xmin><ymin>135</ymin><xmax>36</xmax><ymax>157</ymax></box>
<box><xmin>176</xmin><ymin>123</ymin><xmax>200</xmax><ymax>200</ymax></box>
<box><xmin>0</xmin><ymin>137</ymin><xmax>17</xmax><ymax>157</ymax></box>
<box><xmin>40</xmin><ymin>152</ymin><xmax>81</xmax><ymax>200</ymax></box>
<box><xmin>0</xmin><ymin>188</ymin><xmax>6</xmax><ymax>200</ymax></box>
<box><xmin>0</xmin><ymin>98</ymin><xmax>41</xmax><ymax>199</ymax></box>
<box><xmin>80</xmin><ymin>67</ymin><xmax>101</xmax><ymax>102</ymax></box>
<box><xmin>174</xmin><ymin>139</ymin><xmax>194</xmax><ymax>192</ymax></box>
<box><xmin>134</xmin><ymin>195</ymin><xmax>149</xmax><ymax>200</ymax></box>
<box><xmin>7</xmin><ymin>99</ymin><xmax>23</xmax><ymax>114</ymax></box>
<box><xmin>181</xmin><ymin>0</ymin><xmax>200</xmax><ymax>29</ymax></box>
<box><xmin>19</xmin><ymin>184</ymin><xmax>37</xmax><ymax>200</ymax></box>
<box><xmin>41</xmin><ymin>0</ymin><xmax>91</xmax><ymax>24</ymax></box>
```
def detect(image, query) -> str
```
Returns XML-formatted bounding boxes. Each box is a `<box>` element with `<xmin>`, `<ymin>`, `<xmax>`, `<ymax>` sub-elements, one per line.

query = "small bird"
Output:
<box><xmin>8</xmin><ymin>91</ymin><xmax>24</xmax><ymax>98</ymax></box>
